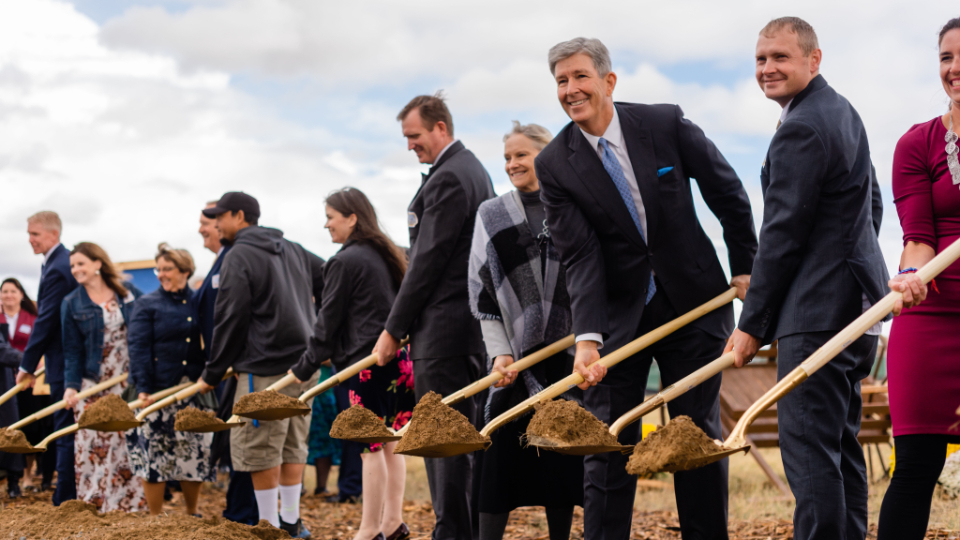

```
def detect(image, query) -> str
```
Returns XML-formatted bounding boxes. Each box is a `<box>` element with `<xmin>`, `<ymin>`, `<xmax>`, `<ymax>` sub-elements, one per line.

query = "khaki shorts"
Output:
<box><xmin>230</xmin><ymin>371</ymin><xmax>319</xmax><ymax>472</ymax></box>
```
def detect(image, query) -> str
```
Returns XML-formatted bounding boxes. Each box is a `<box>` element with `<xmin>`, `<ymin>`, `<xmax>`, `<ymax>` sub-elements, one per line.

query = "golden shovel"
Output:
<box><xmin>138</xmin><ymin>369</ymin><xmax>242</xmax><ymax>433</ymax></box>
<box><xmin>4</xmin><ymin>372</ymin><xmax>128</xmax><ymax>433</ymax></box>
<box><xmin>396</xmin><ymin>287</ymin><xmax>738</xmax><ymax>458</ymax></box>
<box><xmin>0</xmin><ymin>367</ymin><xmax>45</xmax><ymax>408</ymax></box>
<box><xmin>673</xmin><ymin>237</ymin><xmax>960</xmax><ymax>472</ymax></box>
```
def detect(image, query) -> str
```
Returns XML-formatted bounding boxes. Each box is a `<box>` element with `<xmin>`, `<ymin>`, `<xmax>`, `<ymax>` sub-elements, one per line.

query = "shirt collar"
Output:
<box><xmin>431</xmin><ymin>139</ymin><xmax>459</xmax><ymax>166</ymax></box>
<box><xmin>43</xmin><ymin>243</ymin><xmax>62</xmax><ymax>266</ymax></box>
<box><xmin>579</xmin><ymin>106</ymin><xmax>624</xmax><ymax>153</ymax></box>
<box><xmin>779</xmin><ymin>98</ymin><xmax>794</xmax><ymax>124</ymax></box>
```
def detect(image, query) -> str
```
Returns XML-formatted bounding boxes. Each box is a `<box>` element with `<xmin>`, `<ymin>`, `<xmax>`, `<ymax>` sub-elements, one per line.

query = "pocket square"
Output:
<box><xmin>657</xmin><ymin>167</ymin><xmax>674</xmax><ymax>177</ymax></box>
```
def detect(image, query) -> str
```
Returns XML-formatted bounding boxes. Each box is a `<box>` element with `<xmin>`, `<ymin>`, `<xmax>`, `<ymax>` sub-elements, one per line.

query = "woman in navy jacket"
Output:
<box><xmin>61</xmin><ymin>242</ymin><xmax>144</xmax><ymax>512</ymax></box>
<box><xmin>127</xmin><ymin>244</ymin><xmax>213</xmax><ymax>516</ymax></box>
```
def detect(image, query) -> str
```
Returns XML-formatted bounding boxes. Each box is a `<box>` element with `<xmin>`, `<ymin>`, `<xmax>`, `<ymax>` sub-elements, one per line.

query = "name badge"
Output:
<box><xmin>212</xmin><ymin>274</ymin><xmax>220</xmax><ymax>289</ymax></box>
<box><xmin>408</xmin><ymin>212</ymin><xmax>419</xmax><ymax>228</ymax></box>
<box><xmin>18</xmin><ymin>324</ymin><xmax>31</xmax><ymax>334</ymax></box>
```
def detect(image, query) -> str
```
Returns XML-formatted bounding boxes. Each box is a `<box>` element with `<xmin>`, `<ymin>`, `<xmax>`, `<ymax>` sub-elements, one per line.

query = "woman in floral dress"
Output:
<box><xmin>61</xmin><ymin>242</ymin><xmax>144</xmax><ymax>512</ymax></box>
<box><xmin>290</xmin><ymin>187</ymin><xmax>414</xmax><ymax>540</ymax></box>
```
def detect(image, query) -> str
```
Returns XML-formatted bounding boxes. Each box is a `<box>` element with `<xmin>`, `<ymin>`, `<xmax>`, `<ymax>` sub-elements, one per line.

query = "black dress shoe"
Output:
<box><xmin>385</xmin><ymin>523</ymin><xmax>410</xmax><ymax>540</ymax></box>
<box><xmin>279</xmin><ymin>517</ymin><xmax>312</xmax><ymax>539</ymax></box>
<box><xmin>7</xmin><ymin>485</ymin><xmax>22</xmax><ymax>499</ymax></box>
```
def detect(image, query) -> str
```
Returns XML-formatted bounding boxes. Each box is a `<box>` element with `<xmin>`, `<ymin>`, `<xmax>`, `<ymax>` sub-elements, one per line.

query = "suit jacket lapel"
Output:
<box><xmin>567</xmin><ymin>126</ymin><xmax>647</xmax><ymax>250</ymax></box>
<box><xmin>618</xmin><ymin>104</ymin><xmax>660</xmax><ymax>246</ymax></box>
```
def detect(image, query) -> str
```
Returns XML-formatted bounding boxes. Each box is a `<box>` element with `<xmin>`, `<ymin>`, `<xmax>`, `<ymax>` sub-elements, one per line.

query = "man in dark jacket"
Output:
<box><xmin>198</xmin><ymin>192</ymin><xmax>324</xmax><ymax>539</ymax></box>
<box><xmin>17</xmin><ymin>211</ymin><xmax>78</xmax><ymax>504</ymax></box>
<box><xmin>727</xmin><ymin>18</ymin><xmax>887</xmax><ymax>540</ymax></box>
<box><xmin>373</xmin><ymin>93</ymin><xmax>495</xmax><ymax>540</ymax></box>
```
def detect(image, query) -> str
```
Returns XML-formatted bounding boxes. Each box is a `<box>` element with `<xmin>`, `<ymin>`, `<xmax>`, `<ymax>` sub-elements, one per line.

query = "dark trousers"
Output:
<box><xmin>878</xmin><ymin>433</ymin><xmax>960</xmax><ymax>540</ymax></box>
<box><xmin>414</xmin><ymin>354</ymin><xmax>484</xmax><ymax>540</ymax></box>
<box><xmin>777</xmin><ymin>331</ymin><xmax>877</xmax><ymax>540</ymax></box>
<box><xmin>49</xmin><ymin>381</ymin><xmax>76</xmax><ymax>506</ymax></box>
<box><xmin>583</xmin><ymin>290</ymin><xmax>728</xmax><ymax>540</ymax></box>
<box><xmin>334</xmin><ymin>385</ymin><xmax>363</xmax><ymax>498</ymax></box>
<box><xmin>223</xmin><ymin>470</ymin><xmax>258</xmax><ymax>525</ymax></box>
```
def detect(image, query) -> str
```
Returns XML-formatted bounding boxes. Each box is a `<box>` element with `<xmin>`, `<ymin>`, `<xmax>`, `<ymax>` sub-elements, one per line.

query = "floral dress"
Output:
<box><xmin>73</xmin><ymin>300</ymin><xmax>145</xmax><ymax>512</ymax></box>
<box><xmin>345</xmin><ymin>345</ymin><xmax>415</xmax><ymax>453</ymax></box>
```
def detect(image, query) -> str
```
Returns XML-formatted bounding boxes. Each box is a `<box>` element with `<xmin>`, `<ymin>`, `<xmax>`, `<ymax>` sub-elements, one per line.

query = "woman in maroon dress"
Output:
<box><xmin>878</xmin><ymin>17</ymin><xmax>960</xmax><ymax>540</ymax></box>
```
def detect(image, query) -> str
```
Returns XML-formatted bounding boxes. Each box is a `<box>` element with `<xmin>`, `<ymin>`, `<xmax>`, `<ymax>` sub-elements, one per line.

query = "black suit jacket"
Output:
<box><xmin>738</xmin><ymin>76</ymin><xmax>888</xmax><ymax>343</ymax></box>
<box><xmin>197</xmin><ymin>244</ymin><xmax>231</xmax><ymax>358</ymax></box>
<box><xmin>20</xmin><ymin>244</ymin><xmax>78</xmax><ymax>383</ymax></box>
<box><xmin>537</xmin><ymin>103</ymin><xmax>757</xmax><ymax>351</ymax></box>
<box><xmin>385</xmin><ymin>141</ymin><xmax>496</xmax><ymax>360</ymax></box>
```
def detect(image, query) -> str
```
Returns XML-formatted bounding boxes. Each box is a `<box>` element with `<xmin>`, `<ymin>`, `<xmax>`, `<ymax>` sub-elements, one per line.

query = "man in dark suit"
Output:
<box><xmin>536</xmin><ymin>38</ymin><xmax>758</xmax><ymax>540</ymax></box>
<box><xmin>16</xmin><ymin>211</ymin><xmax>78</xmax><ymax>505</ymax></box>
<box><xmin>373</xmin><ymin>93</ymin><xmax>495</xmax><ymax>540</ymax></box>
<box><xmin>197</xmin><ymin>201</ymin><xmax>258</xmax><ymax>526</ymax></box>
<box><xmin>727</xmin><ymin>18</ymin><xmax>888</xmax><ymax>540</ymax></box>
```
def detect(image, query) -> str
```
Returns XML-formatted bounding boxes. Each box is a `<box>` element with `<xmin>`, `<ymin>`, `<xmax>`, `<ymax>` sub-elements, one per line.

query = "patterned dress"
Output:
<box><xmin>73</xmin><ymin>300</ymin><xmax>145</xmax><ymax>512</ymax></box>
<box><xmin>345</xmin><ymin>345</ymin><xmax>415</xmax><ymax>453</ymax></box>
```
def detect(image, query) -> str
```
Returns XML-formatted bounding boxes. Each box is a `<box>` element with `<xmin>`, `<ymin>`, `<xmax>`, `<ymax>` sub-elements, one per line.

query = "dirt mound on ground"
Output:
<box><xmin>78</xmin><ymin>394</ymin><xmax>136</xmax><ymax>427</ymax></box>
<box><xmin>0</xmin><ymin>500</ymin><xmax>290</xmax><ymax>539</ymax></box>
<box><xmin>0</xmin><ymin>428</ymin><xmax>32</xmax><ymax>450</ymax></box>
<box><xmin>394</xmin><ymin>391</ymin><xmax>488</xmax><ymax>453</ymax></box>
<box><xmin>626</xmin><ymin>415</ymin><xmax>725</xmax><ymax>475</ymax></box>
<box><xmin>330</xmin><ymin>405</ymin><xmax>393</xmax><ymax>439</ymax></box>
<box><xmin>175</xmin><ymin>407</ymin><xmax>224</xmax><ymax>431</ymax></box>
<box><xmin>234</xmin><ymin>390</ymin><xmax>308</xmax><ymax>415</ymax></box>
<box><xmin>525</xmin><ymin>399</ymin><xmax>619</xmax><ymax>447</ymax></box>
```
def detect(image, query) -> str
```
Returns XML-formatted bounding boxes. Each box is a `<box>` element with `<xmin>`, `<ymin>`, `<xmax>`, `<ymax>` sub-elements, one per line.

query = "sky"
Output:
<box><xmin>1</xmin><ymin>1</ymin><xmax>956</xmax><ymax>319</ymax></box>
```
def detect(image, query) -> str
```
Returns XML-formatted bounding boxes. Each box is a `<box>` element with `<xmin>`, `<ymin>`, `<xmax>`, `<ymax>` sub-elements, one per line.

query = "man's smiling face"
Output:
<box><xmin>554</xmin><ymin>52</ymin><xmax>616</xmax><ymax>134</ymax></box>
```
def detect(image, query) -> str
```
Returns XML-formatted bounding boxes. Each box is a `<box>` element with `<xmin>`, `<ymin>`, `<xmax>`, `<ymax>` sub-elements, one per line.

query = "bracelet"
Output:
<box><xmin>898</xmin><ymin>267</ymin><xmax>918</xmax><ymax>275</ymax></box>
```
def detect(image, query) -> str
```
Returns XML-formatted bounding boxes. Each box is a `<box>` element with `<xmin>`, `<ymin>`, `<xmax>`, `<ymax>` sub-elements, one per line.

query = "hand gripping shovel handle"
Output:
<box><xmin>479</xmin><ymin>287</ymin><xmax>738</xmax><ymax>438</ymax></box>
<box><xmin>724</xmin><ymin>237</ymin><xmax>960</xmax><ymax>451</ymax></box>
<box><xmin>136</xmin><ymin>369</ymin><xmax>236</xmax><ymax>421</ymax></box>
<box><xmin>298</xmin><ymin>338</ymin><xmax>411</xmax><ymax>404</ymax></box>
<box><xmin>609</xmin><ymin>351</ymin><xmax>736</xmax><ymax>436</ymax></box>
<box><xmin>9</xmin><ymin>372</ymin><xmax>128</xmax><ymax>431</ymax></box>
<box><xmin>0</xmin><ymin>367</ymin><xmax>45</xmax><ymax>408</ymax></box>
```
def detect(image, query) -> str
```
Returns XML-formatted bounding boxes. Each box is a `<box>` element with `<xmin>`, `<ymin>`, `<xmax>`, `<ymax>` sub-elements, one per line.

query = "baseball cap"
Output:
<box><xmin>202</xmin><ymin>192</ymin><xmax>260</xmax><ymax>220</ymax></box>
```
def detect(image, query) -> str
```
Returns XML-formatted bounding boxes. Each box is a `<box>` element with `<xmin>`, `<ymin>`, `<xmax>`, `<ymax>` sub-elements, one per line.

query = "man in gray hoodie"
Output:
<box><xmin>199</xmin><ymin>192</ymin><xmax>324</xmax><ymax>539</ymax></box>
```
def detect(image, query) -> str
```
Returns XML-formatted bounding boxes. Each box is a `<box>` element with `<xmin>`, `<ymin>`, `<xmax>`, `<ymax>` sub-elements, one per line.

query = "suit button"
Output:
<box><xmin>182</xmin><ymin>360</ymin><xmax>187</xmax><ymax>365</ymax></box>
<box><xmin>154</xmin><ymin>357</ymin><xmax>158</xmax><ymax>362</ymax></box>
<box><xmin>182</xmin><ymin>300</ymin><xmax>187</xmax><ymax>304</ymax></box>
<box><xmin>186</xmin><ymin>337</ymin><xmax>191</xmax><ymax>343</ymax></box>
<box><xmin>187</xmin><ymin>317</ymin><xmax>192</xmax><ymax>322</ymax></box>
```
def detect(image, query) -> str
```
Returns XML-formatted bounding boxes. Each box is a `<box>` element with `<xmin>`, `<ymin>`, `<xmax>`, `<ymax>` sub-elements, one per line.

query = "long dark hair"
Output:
<box><xmin>70</xmin><ymin>242</ymin><xmax>128</xmax><ymax>298</ymax></box>
<box><xmin>939</xmin><ymin>17</ymin><xmax>960</xmax><ymax>46</ymax></box>
<box><xmin>325</xmin><ymin>188</ymin><xmax>407</xmax><ymax>288</ymax></box>
<box><xmin>0</xmin><ymin>278</ymin><xmax>37</xmax><ymax>317</ymax></box>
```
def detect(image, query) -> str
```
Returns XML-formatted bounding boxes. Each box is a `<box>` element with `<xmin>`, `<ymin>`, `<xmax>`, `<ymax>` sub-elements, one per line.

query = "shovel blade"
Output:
<box><xmin>82</xmin><ymin>420</ymin><xmax>144</xmax><ymax>432</ymax></box>
<box><xmin>236</xmin><ymin>408</ymin><xmax>310</xmax><ymax>421</ymax></box>
<box><xmin>672</xmin><ymin>445</ymin><xmax>749</xmax><ymax>472</ymax></box>
<box><xmin>180</xmin><ymin>421</ymin><xmax>246</xmax><ymax>433</ymax></box>
<box><xmin>525</xmin><ymin>434</ymin><xmax>632</xmax><ymax>456</ymax></box>
<box><xmin>395</xmin><ymin>440</ymin><xmax>491</xmax><ymax>458</ymax></box>
<box><xmin>0</xmin><ymin>445</ymin><xmax>41</xmax><ymax>454</ymax></box>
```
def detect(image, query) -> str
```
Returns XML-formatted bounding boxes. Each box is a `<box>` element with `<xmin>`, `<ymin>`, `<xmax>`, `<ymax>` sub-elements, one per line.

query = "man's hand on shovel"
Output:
<box><xmin>15</xmin><ymin>371</ymin><xmax>35</xmax><ymax>388</ymax></box>
<box><xmin>573</xmin><ymin>340</ymin><xmax>605</xmax><ymax>390</ymax></box>
<box><xmin>725</xmin><ymin>328</ymin><xmax>760</xmax><ymax>368</ymax></box>
<box><xmin>373</xmin><ymin>330</ymin><xmax>401</xmax><ymax>367</ymax></box>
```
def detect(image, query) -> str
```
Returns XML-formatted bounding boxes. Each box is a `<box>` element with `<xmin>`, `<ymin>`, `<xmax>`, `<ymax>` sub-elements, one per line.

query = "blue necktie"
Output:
<box><xmin>598</xmin><ymin>137</ymin><xmax>656</xmax><ymax>304</ymax></box>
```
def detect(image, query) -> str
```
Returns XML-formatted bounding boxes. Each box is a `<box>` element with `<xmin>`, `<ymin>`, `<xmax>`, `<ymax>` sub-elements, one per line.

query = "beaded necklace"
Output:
<box><xmin>947</xmin><ymin>113</ymin><xmax>960</xmax><ymax>189</ymax></box>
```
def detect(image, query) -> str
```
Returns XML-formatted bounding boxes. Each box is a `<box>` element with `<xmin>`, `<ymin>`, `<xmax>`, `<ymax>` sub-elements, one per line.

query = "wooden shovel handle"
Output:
<box><xmin>126</xmin><ymin>381</ymin><xmax>195</xmax><ymax>410</ymax></box>
<box><xmin>725</xmin><ymin>237</ymin><xmax>960</xmax><ymax>450</ymax></box>
<box><xmin>298</xmin><ymin>338</ymin><xmax>411</xmax><ymax>403</ymax></box>
<box><xmin>0</xmin><ymin>367</ymin><xmax>45</xmax><ymax>408</ymax></box>
<box><xmin>479</xmin><ymin>288</ymin><xmax>738</xmax><ymax>438</ymax></box>
<box><xmin>136</xmin><ymin>369</ymin><xmax>235</xmax><ymax>420</ymax></box>
<box><xmin>36</xmin><ymin>424</ymin><xmax>79</xmax><ymax>450</ymax></box>
<box><xmin>609</xmin><ymin>351</ymin><xmax>736</xmax><ymax>436</ymax></box>
<box><xmin>9</xmin><ymin>372</ymin><xmax>128</xmax><ymax>431</ymax></box>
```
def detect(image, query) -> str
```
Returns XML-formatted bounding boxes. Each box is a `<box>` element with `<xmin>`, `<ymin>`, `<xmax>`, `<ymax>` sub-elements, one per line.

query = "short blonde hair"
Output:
<box><xmin>155</xmin><ymin>243</ymin><xmax>196</xmax><ymax>279</ymax></box>
<box><xmin>761</xmin><ymin>17</ymin><xmax>819</xmax><ymax>56</ymax></box>
<box><xmin>503</xmin><ymin>121</ymin><xmax>553</xmax><ymax>151</ymax></box>
<box><xmin>27</xmin><ymin>211</ymin><xmax>62</xmax><ymax>233</ymax></box>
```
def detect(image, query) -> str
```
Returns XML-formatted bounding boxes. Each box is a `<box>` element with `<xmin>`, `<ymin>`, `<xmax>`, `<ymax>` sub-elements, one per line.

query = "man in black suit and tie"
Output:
<box><xmin>373</xmin><ymin>93</ymin><xmax>495</xmax><ymax>540</ymax></box>
<box><xmin>16</xmin><ymin>211</ymin><xmax>79</xmax><ymax>505</ymax></box>
<box><xmin>727</xmin><ymin>18</ymin><xmax>888</xmax><ymax>540</ymax></box>
<box><xmin>536</xmin><ymin>38</ymin><xmax>758</xmax><ymax>540</ymax></box>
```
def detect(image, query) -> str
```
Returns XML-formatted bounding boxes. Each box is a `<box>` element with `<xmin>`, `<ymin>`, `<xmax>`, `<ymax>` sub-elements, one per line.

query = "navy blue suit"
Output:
<box><xmin>199</xmin><ymin>245</ymin><xmax>256</xmax><ymax>525</ymax></box>
<box><xmin>19</xmin><ymin>244</ymin><xmax>78</xmax><ymax>505</ymax></box>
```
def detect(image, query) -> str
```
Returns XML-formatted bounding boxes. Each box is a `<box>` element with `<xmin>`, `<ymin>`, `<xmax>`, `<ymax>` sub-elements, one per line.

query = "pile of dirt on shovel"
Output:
<box><xmin>0</xmin><ymin>499</ymin><xmax>288</xmax><ymax>540</ymax></box>
<box><xmin>0</xmin><ymin>428</ymin><xmax>31</xmax><ymax>450</ymax></box>
<box><xmin>626</xmin><ymin>415</ymin><xmax>725</xmax><ymax>476</ymax></box>
<box><xmin>78</xmin><ymin>394</ymin><xmax>136</xmax><ymax>427</ymax></box>
<box><xmin>175</xmin><ymin>407</ymin><xmax>225</xmax><ymax>431</ymax></box>
<box><xmin>233</xmin><ymin>389</ymin><xmax>308</xmax><ymax>415</ymax></box>
<box><xmin>330</xmin><ymin>405</ymin><xmax>393</xmax><ymax>439</ymax></box>
<box><xmin>525</xmin><ymin>399</ymin><xmax>620</xmax><ymax>447</ymax></box>
<box><xmin>395</xmin><ymin>391</ymin><xmax>489</xmax><ymax>453</ymax></box>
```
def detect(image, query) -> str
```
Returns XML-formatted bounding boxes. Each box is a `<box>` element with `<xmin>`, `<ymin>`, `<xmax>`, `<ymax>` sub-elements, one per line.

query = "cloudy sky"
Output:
<box><xmin>1</xmin><ymin>1</ymin><xmax>956</xmax><ymax>310</ymax></box>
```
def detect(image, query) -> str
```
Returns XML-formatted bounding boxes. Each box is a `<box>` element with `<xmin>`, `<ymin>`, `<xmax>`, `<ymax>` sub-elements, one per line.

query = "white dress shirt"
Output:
<box><xmin>42</xmin><ymin>242</ymin><xmax>62</xmax><ymax>267</ymax></box>
<box><xmin>576</xmin><ymin>108</ymin><xmax>651</xmax><ymax>348</ymax></box>
<box><xmin>431</xmin><ymin>139</ymin><xmax>459</xmax><ymax>166</ymax></box>
<box><xmin>4</xmin><ymin>311</ymin><xmax>18</xmax><ymax>340</ymax></box>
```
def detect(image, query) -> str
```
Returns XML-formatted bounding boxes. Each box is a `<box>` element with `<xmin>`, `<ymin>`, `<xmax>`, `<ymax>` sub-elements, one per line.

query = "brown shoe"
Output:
<box><xmin>385</xmin><ymin>523</ymin><xmax>410</xmax><ymax>540</ymax></box>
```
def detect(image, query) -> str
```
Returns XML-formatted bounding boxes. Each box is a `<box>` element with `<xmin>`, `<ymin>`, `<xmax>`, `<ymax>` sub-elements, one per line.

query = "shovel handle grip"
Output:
<box><xmin>9</xmin><ymin>372</ymin><xmax>128</xmax><ymax>431</ymax></box>
<box><xmin>479</xmin><ymin>288</ymin><xmax>738</xmax><ymax>438</ymax></box>
<box><xmin>0</xmin><ymin>367</ymin><xmax>46</xmax><ymax>408</ymax></box>
<box><xmin>725</xmin><ymin>237</ymin><xmax>960</xmax><ymax>450</ymax></box>
<box><xmin>298</xmin><ymin>338</ymin><xmax>410</xmax><ymax>404</ymax></box>
<box><xmin>136</xmin><ymin>369</ymin><xmax>235</xmax><ymax>420</ymax></box>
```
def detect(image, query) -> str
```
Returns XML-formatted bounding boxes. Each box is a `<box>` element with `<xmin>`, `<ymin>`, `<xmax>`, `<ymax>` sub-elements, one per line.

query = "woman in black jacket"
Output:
<box><xmin>290</xmin><ymin>188</ymin><xmax>414</xmax><ymax>540</ymax></box>
<box><xmin>126</xmin><ymin>243</ymin><xmax>212</xmax><ymax>516</ymax></box>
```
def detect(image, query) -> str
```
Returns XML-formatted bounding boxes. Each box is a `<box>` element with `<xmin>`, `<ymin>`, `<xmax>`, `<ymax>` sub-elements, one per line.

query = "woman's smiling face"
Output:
<box><xmin>504</xmin><ymin>134</ymin><xmax>541</xmax><ymax>193</ymax></box>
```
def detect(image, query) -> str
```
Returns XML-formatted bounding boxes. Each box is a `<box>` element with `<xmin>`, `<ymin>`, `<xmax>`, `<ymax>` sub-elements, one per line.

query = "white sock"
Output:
<box><xmin>279</xmin><ymin>483</ymin><xmax>302</xmax><ymax>524</ymax></box>
<box><xmin>254</xmin><ymin>487</ymin><xmax>280</xmax><ymax>528</ymax></box>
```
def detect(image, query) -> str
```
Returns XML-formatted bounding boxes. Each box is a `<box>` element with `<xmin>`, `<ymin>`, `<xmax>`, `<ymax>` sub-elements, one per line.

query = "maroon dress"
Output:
<box><xmin>887</xmin><ymin>117</ymin><xmax>960</xmax><ymax>437</ymax></box>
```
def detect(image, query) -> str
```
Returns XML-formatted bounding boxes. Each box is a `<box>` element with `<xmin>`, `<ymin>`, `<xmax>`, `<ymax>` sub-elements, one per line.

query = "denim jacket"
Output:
<box><xmin>127</xmin><ymin>287</ymin><xmax>204</xmax><ymax>394</ymax></box>
<box><xmin>61</xmin><ymin>284</ymin><xmax>142</xmax><ymax>391</ymax></box>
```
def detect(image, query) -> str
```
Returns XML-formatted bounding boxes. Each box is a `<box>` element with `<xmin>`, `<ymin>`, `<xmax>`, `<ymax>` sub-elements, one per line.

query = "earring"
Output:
<box><xmin>95</xmin><ymin>269</ymin><xmax>100</xmax><ymax>276</ymax></box>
